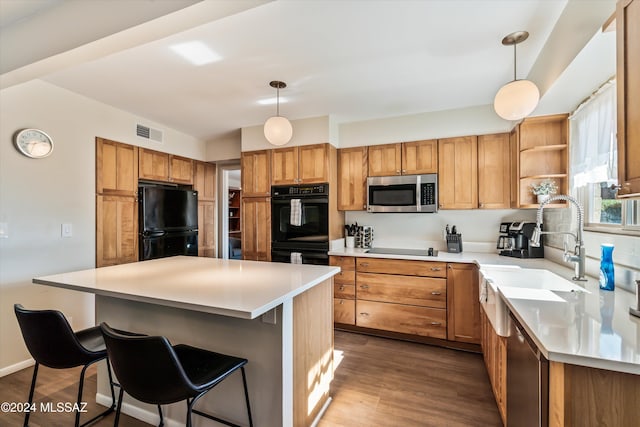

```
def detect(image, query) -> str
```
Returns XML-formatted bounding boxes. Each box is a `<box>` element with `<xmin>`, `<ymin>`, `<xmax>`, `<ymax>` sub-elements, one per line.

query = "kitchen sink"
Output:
<box><xmin>479</xmin><ymin>266</ymin><xmax>589</xmax><ymax>336</ymax></box>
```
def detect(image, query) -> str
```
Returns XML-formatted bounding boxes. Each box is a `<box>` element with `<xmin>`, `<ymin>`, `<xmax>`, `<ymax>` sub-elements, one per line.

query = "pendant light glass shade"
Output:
<box><xmin>264</xmin><ymin>115</ymin><xmax>293</xmax><ymax>146</ymax></box>
<box><xmin>493</xmin><ymin>31</ymin><xmax>539</xmax><ymax>121</ymax></box>
<box><xmin>264</xmin><ymin>80</ymin><xmax>293</xmax><ymax>146</ymax></box>
<box><xmin>494</xmin><ymin>79</ymin><xmax>540</xmax><ymax>120</ymax></box>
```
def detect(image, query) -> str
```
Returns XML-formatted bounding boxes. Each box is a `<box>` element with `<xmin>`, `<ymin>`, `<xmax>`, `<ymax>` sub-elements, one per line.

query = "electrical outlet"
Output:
<box><xmin>61</xmin><ymin>223</ymin><xmax>73</xmax><ymax>238</ymax></box>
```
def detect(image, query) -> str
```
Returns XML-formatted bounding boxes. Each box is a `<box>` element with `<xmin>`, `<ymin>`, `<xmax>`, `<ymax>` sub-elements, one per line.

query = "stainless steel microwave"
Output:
<box><xmin>367</xmin><ymin>174</ymin><xmax>438</xmax><ymax>213</ymax></box>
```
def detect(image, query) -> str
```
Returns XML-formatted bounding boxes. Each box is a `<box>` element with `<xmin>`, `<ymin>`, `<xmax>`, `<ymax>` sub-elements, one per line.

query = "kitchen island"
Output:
<box><xmin>33</xmin><ymin>256</ymin><xmax>340</xmax><ymax>427</ymax></box>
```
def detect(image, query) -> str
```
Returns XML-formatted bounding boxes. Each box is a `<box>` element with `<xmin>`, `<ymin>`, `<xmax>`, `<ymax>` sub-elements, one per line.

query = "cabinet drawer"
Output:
<box><xmin>356</xmin><ymin>257</ymin><xmax>446</xmax><ymax>277</ymax></box>
<box><xmin>356</xmin><ymin>273</ymin><xmax>446</xmax><ymax>308</ymax></box>
<box><xmin>356</xmin><ymin>300</ymin><xmax>446</xmax><ymax>339</ymax></box>
<box><xmin>334</xmin><ymin>269</ymin><xmax>356</xmax><ymax>285</ymax></box>
<box><xmin>334</xmin><ymin>298</ymin><xmax>355</xmax><ymax>325</ymax></box>
<box><xmin>330</xmin><ymin>256</ymin><xmax>356</xmax><ymax>270</ymax></box>
<box><xmin>335</xmin><ymin>283</ymin><xmax>355</xmax><ymax>299</ymax></box>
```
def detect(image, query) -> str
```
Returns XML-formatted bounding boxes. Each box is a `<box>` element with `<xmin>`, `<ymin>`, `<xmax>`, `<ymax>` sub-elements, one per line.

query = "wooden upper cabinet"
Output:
<box><xmin>242</xmin><ymin>150</ymin><xmax>271</xmax><ymax>197</ymax></box>
<box><xmin>368</xmin><ymin>140</ymin><xmax>438</xmax><ymax>176</ymax></box>
<box><xmin>447</xmin><ymin>263</ymin><xmax>481</xmax><ymax>344</ymax></box>
<box><xmin>271</xmin><ymin>143</ymin><xmax>331</xmax><ymax>185</ymax></box>
<box><xmin>96</xmin><ymin>195</ymin><xmax>138</xmax><ymax>267</ymax></box>
<box><xmin>169</xmin><ymin>155</ymin><xmax>193</xmax><ymax>185</ymax></box>
<box><xmin>193</xmin><ymin>161</ymin><xmax>216</xmax><ymax>201</ymax></box>
<box><xmin>478</xmin><ymin>133</ymin><xmax>511</xmax><ymax>209</ymax></box>
<box><xmin>438</xmin><ymin>136</ymin><xmax>478</xmax><ymax>209</ymax></box>
<box><xmin>368</xmin><ymin>143</ymin><xmax>402</xmax><ymax>176</ymax></box>
<box><xmin>402</xmin><ymin>140</ymin><xmax>438</xmax><ymax>174</ymax></box>
<box><xmin>96</xmin><ymin>138</ymin><xmax>138</xmax><ymax>196</ymax></box>
<box><xmin>139</xmin><ymin>148</ymin><xmax>192</xmax><ymax>184</ymax></box>
<box><xmin>337</xmin><ymin>147</ymin><xmax>368</xmax><ymax>210</ymax></box>
<box><xmin>617</xmin><ymin>0</ymin><xmax>640</xmax><ymax>197</ymax></box>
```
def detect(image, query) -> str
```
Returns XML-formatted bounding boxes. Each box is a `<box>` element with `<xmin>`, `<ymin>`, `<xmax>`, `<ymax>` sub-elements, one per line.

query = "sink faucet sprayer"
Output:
<box><xmin>530</xmin><ymin>194</ymin><xmax>587</xmax><ymax>281</ymax></box>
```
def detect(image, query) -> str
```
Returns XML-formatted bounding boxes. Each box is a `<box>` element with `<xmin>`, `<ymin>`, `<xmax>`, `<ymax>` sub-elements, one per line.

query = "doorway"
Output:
<box><xmin>218</xmin><ymin>164</ymin><xmax>241</xmax><ymax>259</ymax></box>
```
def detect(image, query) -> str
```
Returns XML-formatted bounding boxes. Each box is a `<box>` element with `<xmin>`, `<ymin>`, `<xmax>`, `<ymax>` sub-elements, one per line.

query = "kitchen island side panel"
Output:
<box><xmin>95</xmin><ymin>295</ymin><xmax>285</xmax><ymax>426</ymax></box>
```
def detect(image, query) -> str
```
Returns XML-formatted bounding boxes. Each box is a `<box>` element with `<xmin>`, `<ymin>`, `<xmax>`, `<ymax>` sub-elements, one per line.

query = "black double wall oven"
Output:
<box><xmin>271</xmin><ymin>184</ymin><xmax>329</xmax><ymax>265</ymax></box>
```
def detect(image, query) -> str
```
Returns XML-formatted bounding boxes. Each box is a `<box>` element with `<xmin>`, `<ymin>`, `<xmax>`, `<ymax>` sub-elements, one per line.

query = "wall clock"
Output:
<box><xmin>14</xmin><ymin>128</ymin><xmax>54</xmax><ymax>158</ymax></box>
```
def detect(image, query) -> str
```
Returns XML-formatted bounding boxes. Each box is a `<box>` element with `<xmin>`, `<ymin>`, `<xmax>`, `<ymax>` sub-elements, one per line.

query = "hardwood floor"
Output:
<box><xmin>0</xmin><ymin>331</ymin><xmax>501</xmax><ymax>426</ymax></box>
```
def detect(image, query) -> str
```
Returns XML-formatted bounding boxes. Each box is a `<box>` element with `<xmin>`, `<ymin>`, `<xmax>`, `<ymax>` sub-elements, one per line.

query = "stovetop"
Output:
<box><xmin>365</xmin><ymin>247</ymin><xmax>439</xmax><ymax>257</ymax></box>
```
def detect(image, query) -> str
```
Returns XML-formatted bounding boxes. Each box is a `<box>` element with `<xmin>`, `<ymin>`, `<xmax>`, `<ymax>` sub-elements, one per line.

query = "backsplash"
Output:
<box><xmin>345</xmin><ymin>209</ymin><xmax>536</xmax><ymax>253</ymax></box>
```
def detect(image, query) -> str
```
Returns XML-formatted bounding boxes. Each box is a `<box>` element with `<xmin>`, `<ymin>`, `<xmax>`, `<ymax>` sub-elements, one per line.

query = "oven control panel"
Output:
<box><xmin>272</xmin><ymin>183</ymin><xmax>329</xmax><ymax>197</ymax></box>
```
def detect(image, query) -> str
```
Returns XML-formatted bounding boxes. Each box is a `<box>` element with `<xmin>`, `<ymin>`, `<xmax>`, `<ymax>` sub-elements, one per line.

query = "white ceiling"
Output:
<box><xmin>1</xmin><ymin>0</ymin><xmax>616</xmax><ymax>142</ymax></box>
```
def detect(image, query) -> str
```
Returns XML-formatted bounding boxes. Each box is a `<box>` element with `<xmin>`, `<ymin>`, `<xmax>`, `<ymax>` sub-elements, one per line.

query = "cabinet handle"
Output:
<box><xmin>430</xmin><ymin>267</ymin><xmax>442</xmax><ymax>271</ymax></box>
<box><xmin>360</xmin><ymin>285</ymin><xmax>369</xmax><ymax>289</ymax></box>
<box><xmin>430</xmin><ymin>322</ymin><xmax>442</xmax><ymax>326</ymax></box>
<box><xmin>339</xmin><ymin>300</ymin><xmax>345</xmax><ymax>305</ymax></box>
<box><xmin>339</xmin><ymin>285</ymin><xmax>345</xmax><ymax>291</ymax></box>
<box><xmin>431</xmin><ymin>291</ymin><xmax>441</xmax><ymax>295</ymax></box>
<box><xmin>396</xmin><ymin>170</ymin><xmax>401</xmax><ymax>175</ymax></box>
<box><xmin>402</xmin><ymin>169</ymin><xmax>406</xmax><ymax>173</ymax></box>
<box><xmin>360</xmin><ymin>262</ymin><xmax>369</xmax><ymax>267</ymax></box>
<box><xmin>359</xmin><ymin>312</ymin><xmax>370</xmax><ymax>317</ymax></box>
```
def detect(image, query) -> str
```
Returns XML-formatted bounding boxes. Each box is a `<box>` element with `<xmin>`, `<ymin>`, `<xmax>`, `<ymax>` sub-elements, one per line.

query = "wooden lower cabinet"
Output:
<box><xmin>96</xmin><ymin>195</ymin><xmax>138</xmax><ymax>267</ymax></box>
<box><xmin>334</xmin><ymin>299</ymin><xmax>355</xmax><ymax>324</ymax></box>
<box><xmin>197</xmin><ymin>201</ymin><xmax>215</xmax><ymax>257</ymax></box>
<box><xmin>356</xmin><ymin>272</ymin><xmax>446</xmax><ymax>308</ymax></box>
<box><xmin>241</xmin><ymin>197</ymin><xmax>271</xmax><ymax>261</ymax></box>
<box><xmin>481</xmin><ymin>309</ymin><xmax>507</xmax><ymax>425</ymax></box>
<box><xmin>331</xmin><ymin>256</ymin><xmax>356</xmax><ymax>325</ymax></box>
<box><xmin>447</xmin><ymin>263</ymin><xmax>481</xmax><ymax>344</ymax></box>
<box><xmin>356</xmin><ymin>300</ymin><xmax>446</xmax><ymax>339</ymax></box>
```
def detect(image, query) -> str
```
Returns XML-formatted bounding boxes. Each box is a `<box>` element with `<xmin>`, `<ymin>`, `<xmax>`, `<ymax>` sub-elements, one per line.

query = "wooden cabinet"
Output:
<box><xmin>193</xmin><ymin>161</ymin><xmax>216</xmax><ymax>201</ymax></box>
<box><xmin>368</xmin><ymin>140</ymin><xmax>437</xmax><ymax>176</ymax></box>
<box><xmin>481</xmin><ymin>309</ymin><xmax>507</xmax><ymax>425</ymax></box>
<box><xmin>512</xmin><ymin>114</ymin><xmax>569</xmax><ymax>208</ymax></box>
<box><xmin>616</xmin><ymin>0</ymin><xmax>640</xmax><ymax>197</ymax></box>
<box><xmin>96</xmin><ymin>195</ymin><xmax>138</xmax><ymax>267</ymax></box>
<box><xmin>197</xmin><ymin>201</ymin><xmax>215</xmax><ymax>258</ymax></box>
<box><xmin>241</xmin><ymin>150</ymin><xmax>271</xmax><ymax>197</ymax></box>
<box><xmin>337</xmin><ymin>147</ymin><xmax>368</xmax><ymax>211</ymax></box>
<box><xmin>96</xmin><ymin>138</ymin><xmax>138</xmax><ymax>196</ymax></box>
<box><xmin>95</xmin><ymin>138</ymin><xmax>138</xmax><ymax>267</ymax></box>
<box><xmin>438</xmin><ymin>136</ymin><xmax>478</xmax><ymax>209</ymax></box>
<box><xmin>139</xmin><ymin>148</ymin><xmax>193</xmax><ymax>184</ymax></box>
<box><xmin>330</xmin><ymin>256</ymin><xmax>356</xmax><ymax>325</ymax></box>
<box><xmin>228</xmin><ymin>189</ymin><xmax>241</xmax><ymax>240</ymax></box>
<box><xmin>354</xmin><ymin>257</ymin><xmax>447</xmax><ymax>339</ymax></box>
<box><xmin>446</xmin><ymin>263</ymin><xmax>481</xmax><ymax>344</ymax></box>
<box><xmin>241</xmin><ymin>197</ymin><xmax>271</xmax><ymax>261</ymax></box>
<box><xmin>272</xmin><ymin>143</ymin><xmax>331</xmax><ymax>185</ymax></box>
<box><xmin>478</xmin><ymin>133</ymin><xmax>511</xmax><ymax>209</ymax></box>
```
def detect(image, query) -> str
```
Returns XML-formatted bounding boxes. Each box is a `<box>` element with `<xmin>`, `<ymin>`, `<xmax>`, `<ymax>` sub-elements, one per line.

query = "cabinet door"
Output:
<box><xmin>193</xmin><ymin>161</ymin><xmax>216</xmax><ymax>201</ymax></box>
<box><xmin>617</xmin><ymin>0</ymin><xmax>640</xmax><ymax>196</ymax></box>
<box><xmin>334</xmin><ymin>299</ymin><xmax>355</xmax><ymax>325</ymax></box>
<box><xmin>478</xmin><ymin>133</ymin><xmax>510</xmax><ymax>209</ymax></box>
<box><xmin>96</xmin><ymin>195</ymin><xmax>138</xmax><ymax>267</ymax></box>
<box><xmin>446</xmin><ymin>263</ymin><xmax>481</xmax><ymax>344</ymax></box>
<box><xmin>169</xmin><ymin>155</ymin><xmax>193</xmax><ymax>185</ymax></box>
<box><xmin>357</xmin><ymin>272</ymin><xmax>446</xmax><ymax>308</ymax></box>
<box><xmin>438</xmin><ymin>136</ymin><xmax>478</xmax><ymax>209</ymax></box>
<box><xmin>271</xmin><ymin>146</ymin><xmax>298</xmax><ymax>185</ymax></box>
<box><xmin>96</xmin><ymin>138</ymin><xmax>138</xmax><ymax>196</ymax></box>
<box><xmin>241</xmin><ymin>150</ymin><xmax>271</xmax><ymax>196</ymax></box>
<box><xmin>337</xmin><ymin>147</ymin><xmax>368</xmax><ymax>210</ymax></box>
<box><xmin>242</xmin><ymin>197</ymin><xmax>271</xmax><ymax>261</ymax></box>
<box><xmin>368</xmin><ymin>143</ymin><xmax>402</xmax><ymax>176</ymax></box>
<box><xmin>402</xmin><ymin>140</ymin><xmax>438</xmax><ymax>174</ymax></box>
<box><xmin>298</xmin><ymin>144</ymin><xmax>330</xmax><ymax>183</ymax></box>
<box><xmin>356</xmin><ymin>257</ymin><xmax>447</xmax><ymax>277</ymax></box>
<box><xmin>198</xmin><ymin>201</ymin><xmax>215</xmax><ymax>257</ymax></box>
<box><xmin>139</xmin><ymin>148</ymin><xmax>169</xmax><ymax>182</ymax></box>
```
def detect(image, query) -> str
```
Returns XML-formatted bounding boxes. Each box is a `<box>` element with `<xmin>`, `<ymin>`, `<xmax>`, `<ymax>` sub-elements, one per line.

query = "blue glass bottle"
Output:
<box><xmin>599</xmin><ymin>244</ymin><xmax>615</xmax><ymax>291</ymax></box>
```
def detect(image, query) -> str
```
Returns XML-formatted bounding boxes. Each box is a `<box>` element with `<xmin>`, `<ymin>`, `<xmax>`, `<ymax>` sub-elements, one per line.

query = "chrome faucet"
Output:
<box><xmin>530</xmin><ymin>194</ymin><xmax>587</xmax><ymax>281</ymax></box>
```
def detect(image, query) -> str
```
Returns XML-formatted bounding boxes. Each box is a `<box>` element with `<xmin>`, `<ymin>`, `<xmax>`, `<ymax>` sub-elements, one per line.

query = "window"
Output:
<box><xmin>570</xmin><ymin>80</ymin><xmax>639</xmax><ymax>231</ymax></box>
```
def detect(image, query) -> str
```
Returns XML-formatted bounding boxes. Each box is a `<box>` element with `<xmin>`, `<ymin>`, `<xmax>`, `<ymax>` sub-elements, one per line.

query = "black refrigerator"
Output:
<box><xmin>138</xmin><ymin>186</ymin><xmax>198</xmax><ymax>260</ymax></box>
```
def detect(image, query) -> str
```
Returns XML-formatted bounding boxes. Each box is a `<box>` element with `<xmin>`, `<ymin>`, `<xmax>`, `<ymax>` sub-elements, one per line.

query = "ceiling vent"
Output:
<box><xmin>136</xmin><ymin>124</ymin><xmax>163</xmax><ymax>143</ymax></box>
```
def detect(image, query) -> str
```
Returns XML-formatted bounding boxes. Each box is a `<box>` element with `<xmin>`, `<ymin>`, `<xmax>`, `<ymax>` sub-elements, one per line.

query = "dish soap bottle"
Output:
<box><xmin>599</xmin><ymin>244</ymin><xmax>615</xmax><ymax>291</ymax></box>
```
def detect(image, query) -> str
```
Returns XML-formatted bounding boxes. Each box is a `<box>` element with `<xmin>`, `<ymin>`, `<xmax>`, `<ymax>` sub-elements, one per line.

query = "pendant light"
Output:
<box><xmin>494</xmin><ymin>31</ymin><xmax>540</xmax><ymax>121</ymax></box>
<box><xmin>264</xmin><ymin>80</ymin><xmax>293</xmax><ymax>146</ymax></box>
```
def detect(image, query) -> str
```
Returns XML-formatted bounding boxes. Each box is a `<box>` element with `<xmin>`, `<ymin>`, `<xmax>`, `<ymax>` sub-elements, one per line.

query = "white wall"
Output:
<box><xmin>241</xmin><ymin>116</ymin><xmax>333</xmax><ymax>151</ymax></box>
<box><xmin>0</xmin><ymin>80</ymin><xmax>206</xmax><ymax>374</ymax></box>
<box><xmin>206</xmin><ymin>130</ymin><xmax>242</xmax><ymax>161</ymax></box>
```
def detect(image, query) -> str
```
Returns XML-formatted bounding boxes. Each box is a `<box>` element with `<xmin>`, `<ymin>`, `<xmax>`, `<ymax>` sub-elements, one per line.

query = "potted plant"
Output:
<box><xmin>530</xmin><ymin>179</ymin><xmax>558</xmax><ymax>203</ymax></box>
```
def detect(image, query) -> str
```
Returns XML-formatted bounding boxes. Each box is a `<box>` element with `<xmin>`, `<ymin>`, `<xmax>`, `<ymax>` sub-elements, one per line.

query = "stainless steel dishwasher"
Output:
<box><xmin>507</xmin><ymin>312</ymin><xmax>548</xmax><ymax>427</ymax></box>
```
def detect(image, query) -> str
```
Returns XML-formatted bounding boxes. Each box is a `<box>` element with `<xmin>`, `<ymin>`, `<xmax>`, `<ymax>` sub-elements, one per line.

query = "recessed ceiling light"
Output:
<box><xmin>169</xmin><ymin>41</ymin><xmax>221</xmax><ymax>66</ymax></box>
<box><xmin>258</xmin><ymin>97</ymin><xmax>289</xmax><ymax>106</ymax></box>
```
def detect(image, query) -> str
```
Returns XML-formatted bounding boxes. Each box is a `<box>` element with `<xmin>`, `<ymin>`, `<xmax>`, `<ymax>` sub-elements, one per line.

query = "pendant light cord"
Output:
<box><xmin>276</xmin><ymin>86</ymin><xmax>280</xmax><ymax>117</ymax></box>
<box><xmin>513</xmin><ymin>43</ymin><xmax>517</xmax><ymax>81</ymax></box>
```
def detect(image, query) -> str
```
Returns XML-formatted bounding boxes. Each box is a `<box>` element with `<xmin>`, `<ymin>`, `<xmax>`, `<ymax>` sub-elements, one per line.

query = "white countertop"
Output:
<box><xmin>33</xmin><ymin>256</ymin><xmax>340</xmax><ymax>320</ymax></box>
<box><xmin>328</xmin><ymin>248</ymin><xmax>640</xmax><ymax>375</ymax></box>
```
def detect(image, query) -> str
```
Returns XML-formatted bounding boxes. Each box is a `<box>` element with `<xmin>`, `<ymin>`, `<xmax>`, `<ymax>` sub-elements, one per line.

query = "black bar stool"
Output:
<box><xmin>14</xmin><ymin>304</ymin><xmax>117</xmax><ymax>427</ymax></box>
<box><xmin>100</xmin><ymin>322</ymin><xmax>253</xmax><ymax>427</ymax></box>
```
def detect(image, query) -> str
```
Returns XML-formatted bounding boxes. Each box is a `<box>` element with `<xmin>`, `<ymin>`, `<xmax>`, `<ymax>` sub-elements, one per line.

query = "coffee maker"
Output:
<box><xmin>497</xmin><ymin>221</ymin><xmax>544</xmax><ymax>258</ymax></box>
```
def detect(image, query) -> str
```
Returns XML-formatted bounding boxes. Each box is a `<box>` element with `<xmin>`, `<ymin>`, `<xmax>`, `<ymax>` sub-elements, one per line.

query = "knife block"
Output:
<box><xmin>447</xmin><ymin>234</ymin><xmax>463</xmax><ymax>253</ymax></box>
